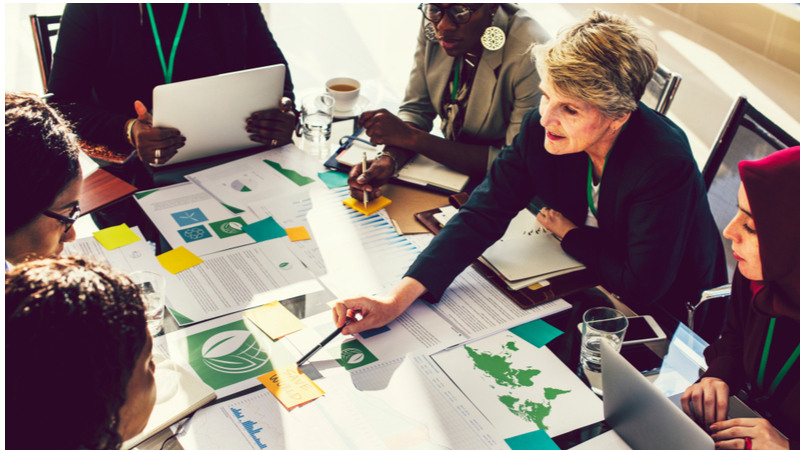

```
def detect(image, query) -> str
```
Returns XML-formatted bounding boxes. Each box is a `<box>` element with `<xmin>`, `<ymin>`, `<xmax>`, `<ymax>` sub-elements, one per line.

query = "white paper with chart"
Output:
<box><xmin>185</xmin><ymin>144</ymin><xmax>328</xmax><ymax>211</ymax></box>
<box><xmin>432</xmin><ymin>330</ymin><xmax>604</xmax><ymax>440</ymax></box>
<box><xmin>134</xmin><ymin>182</ymin><xmax>259</xmax><ymax>256</ymax></box>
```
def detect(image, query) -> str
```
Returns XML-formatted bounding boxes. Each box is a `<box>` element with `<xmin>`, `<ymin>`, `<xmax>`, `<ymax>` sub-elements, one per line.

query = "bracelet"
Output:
<box><xmin>376</xmin><ymin>151</ymin><xmax>399</xmax><ymax>177</ymax></box>
<box><xmin>125</xmin><ymin>119</ymin><xmax>137</xmax><ymax>148</ymax></box>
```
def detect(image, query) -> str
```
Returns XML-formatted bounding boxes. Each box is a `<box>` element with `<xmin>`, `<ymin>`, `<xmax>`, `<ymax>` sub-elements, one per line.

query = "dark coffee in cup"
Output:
<box><xmin>328</xmin><ymin>84</ymin><xmax>357</xmax><ymax>92</ymax></box>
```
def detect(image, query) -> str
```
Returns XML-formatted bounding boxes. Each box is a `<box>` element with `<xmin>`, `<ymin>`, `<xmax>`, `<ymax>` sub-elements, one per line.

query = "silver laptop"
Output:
<box><xmin>601</xmin><ymin>339</ymin><xmax>715</xmax><ymax>450</ymax></box>
<box><xmin>152</xmin><ymin>64</ymin><xmax>285</xmax><ymax>166</ymax></box>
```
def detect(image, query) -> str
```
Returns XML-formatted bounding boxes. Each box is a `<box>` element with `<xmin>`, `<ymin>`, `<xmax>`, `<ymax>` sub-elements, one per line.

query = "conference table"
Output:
<box><xmin>91</xmin><ymin>118</ymin><xmax>708</xmax><ymax>450</ymax></box>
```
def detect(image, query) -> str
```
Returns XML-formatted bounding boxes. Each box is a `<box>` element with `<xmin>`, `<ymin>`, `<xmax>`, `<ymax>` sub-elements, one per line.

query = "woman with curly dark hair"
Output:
<box><xmin>6</xmin><ymin>256</ymin><xmax>156</xmax><ymax>450</ymax></box>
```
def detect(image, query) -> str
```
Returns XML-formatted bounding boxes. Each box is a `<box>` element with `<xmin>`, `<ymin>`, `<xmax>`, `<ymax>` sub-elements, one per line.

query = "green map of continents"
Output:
<box><xmin>465</xmin><ymin>342</ymin><xmax>570</xmax><ymax>430</ymax></box>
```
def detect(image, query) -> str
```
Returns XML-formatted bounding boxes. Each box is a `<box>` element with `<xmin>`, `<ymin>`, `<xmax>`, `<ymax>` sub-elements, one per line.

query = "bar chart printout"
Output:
<box><xmin>231</xmin><ymin>407</ymin><xmax>267</xmax><ymax>450</ymax></box>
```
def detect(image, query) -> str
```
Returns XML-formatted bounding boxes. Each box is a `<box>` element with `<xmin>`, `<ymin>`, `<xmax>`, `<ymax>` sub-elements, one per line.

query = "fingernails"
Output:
<box><xmin>357</xmin><ymin>175</ymin><xmax>367</xmax><ymax>183</ymax></box>
<box><xmin>374</xmin><ymin>190</ymin><xmax>382</xmax><ymax>197</ymax></box>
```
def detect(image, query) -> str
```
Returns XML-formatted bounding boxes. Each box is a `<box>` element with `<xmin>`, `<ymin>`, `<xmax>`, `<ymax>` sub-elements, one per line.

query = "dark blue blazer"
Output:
<box><xmin>407</xmin><ymin>103</ymin><xmax>727</xmax><ymax>334</ymax></box>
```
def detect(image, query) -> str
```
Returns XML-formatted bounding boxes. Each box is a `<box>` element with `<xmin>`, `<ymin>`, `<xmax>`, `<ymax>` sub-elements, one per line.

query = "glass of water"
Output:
<box><xmin>130</xmin><ymin>271</ymin><xmax>166</xmax><ymax>337</ymax></box>
<box><xmin>580</xmin><ymin>307</ymin><xmax>628</xmax><ymax>376</ymax></box>
<box><xmin>301</xmin><ymin>94</ymin><xmax>335</xmax><ymax>144</ymax></box>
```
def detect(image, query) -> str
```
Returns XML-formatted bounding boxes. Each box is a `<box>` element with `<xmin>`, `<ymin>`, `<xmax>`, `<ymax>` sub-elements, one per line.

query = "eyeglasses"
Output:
<box><xmin>418</xmin><ymin>3</ymin><xmax>483</xmax><ymax>25</ymax></box>
<box><xmin>42</xmin><ymin>204</ymin><xmax>81</xmax><ymax>233</ymax></box>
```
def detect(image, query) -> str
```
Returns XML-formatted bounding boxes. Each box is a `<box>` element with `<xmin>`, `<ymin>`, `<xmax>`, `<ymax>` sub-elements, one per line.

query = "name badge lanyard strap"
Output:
<box><xmin>451</xmin><ymin>56</ymin><xmax>462</xmax><ymax>102</ymax></box>
<box><xmin>757</xmin><ymin>317</ymin><xmax>800</xmax><ymax>395</ymax></box>
<box><xmin>586</xmin><ymin>123</ymin><xmax>627</xmax><ymax>217</ymax></box>
<box><xmin>146</xmin><ymin>3</ymin><xmax>190</xmax><ymax>84</ymax></box>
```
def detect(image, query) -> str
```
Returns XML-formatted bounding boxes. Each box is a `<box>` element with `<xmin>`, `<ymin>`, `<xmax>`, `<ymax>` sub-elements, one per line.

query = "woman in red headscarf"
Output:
<box><xmin>681</xmin><ymin>147</ymin><xmax>800</xmax><ymax>449</ymax></box>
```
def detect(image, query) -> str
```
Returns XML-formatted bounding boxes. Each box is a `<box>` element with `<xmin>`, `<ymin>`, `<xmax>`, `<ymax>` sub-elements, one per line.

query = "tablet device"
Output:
<box><xmin>152</xmin><ymin>64</ymin><xmax>285</xmax><ymax>167</ymax></box>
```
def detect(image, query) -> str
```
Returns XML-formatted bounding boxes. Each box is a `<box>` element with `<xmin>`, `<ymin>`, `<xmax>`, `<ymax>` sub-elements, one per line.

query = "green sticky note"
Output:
<box><xmin>264</xmin><ymin>160</ymin><xmax>315</xmax><ymax>186</ymax></box>
<box><xmin>505</xmin><ymin>430</ymin><xmax>559</xmax><ymax>450</ymax></box>
<box><xmin>242</xmin><ymin>217</ymin><xmax>287</xmax><ymax>242</ymax></box>
<box><xmin>92</xmin><ymin>224</ymin><xmax>141</xmax><ymax>250</ymax></box>
<box><xmin>510</xmin><ymin>319</ymin><xmax>563</xmax><ymax>348</ymax></box>
<box><xmin>318</xmin><ymin>171</ymin><xmax>349</xmax><ymax>189</ymax></box>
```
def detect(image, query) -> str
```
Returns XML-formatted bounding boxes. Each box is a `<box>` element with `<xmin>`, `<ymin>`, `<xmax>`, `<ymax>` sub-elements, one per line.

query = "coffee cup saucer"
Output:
<box><xmin>333</xmin><ymin>96</ymin><xmax>370</xmax><ymax>119</ymax></box>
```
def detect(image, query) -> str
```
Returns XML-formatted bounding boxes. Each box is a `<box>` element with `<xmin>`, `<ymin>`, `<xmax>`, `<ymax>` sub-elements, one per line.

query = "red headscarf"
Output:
<box><xmin>739</xmin><ymin>146</ymin><xmax>800</xmax><ymax>321</ymax></box>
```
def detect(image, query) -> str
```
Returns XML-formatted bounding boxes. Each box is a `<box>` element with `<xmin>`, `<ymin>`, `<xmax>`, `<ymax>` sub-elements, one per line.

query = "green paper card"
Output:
<box><xmin>509</xmin><ymin>319</ymin><xmax>563</xmax><ymax>348</ymax></box>
<box><xmin>318</xmin><ymin>171</ymin><xmax>349</xmax><ymax>189</ymax></box>
<box><xmin>242</xmin><ymin>217</ymin><xmax>287</xmax><ymax>242</ymax></box>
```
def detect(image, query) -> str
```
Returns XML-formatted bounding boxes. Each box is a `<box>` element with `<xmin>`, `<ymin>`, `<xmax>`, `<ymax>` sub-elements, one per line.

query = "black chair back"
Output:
<box><xmin>29</xmin><ymin>15</ymin><xmax>61</xmax><ymax>94</ymax></box>
<box><xmin>642</xmin><ymin>64</ymin><xmax>682</xmax><ymax>115</ymax></box>
<box><xmin>702</xmin><ymin>95</ymin><xmax>800</xmax><ymax>279</ymax></box>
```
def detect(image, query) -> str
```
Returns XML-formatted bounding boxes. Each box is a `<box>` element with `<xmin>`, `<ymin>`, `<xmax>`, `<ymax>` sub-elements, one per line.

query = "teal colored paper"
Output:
<box><xmin>242</xmin><ymin>217</ymin><xmax>287</xmax><ymax>242</ymax></box>
<box><xmin>504</xmin><ymin>430</ymin><xmax>559</xmax><ymax>450</ymax></box>
<box><xmin>509</xmin><ymin>319</ymin><xmax>563</xmax><ymax>348</ymax></box>
<box><xmin>318</xmin><ymin>171</ymin><xmax>349</xmax><ymax>189</ymax></box>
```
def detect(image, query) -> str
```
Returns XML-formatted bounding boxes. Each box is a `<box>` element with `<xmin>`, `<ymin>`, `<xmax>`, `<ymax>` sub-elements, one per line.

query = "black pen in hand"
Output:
<box><xmin>296</xmin><ymin>318</ymin><xmax>354</xmax><ymax>366</ymax></box>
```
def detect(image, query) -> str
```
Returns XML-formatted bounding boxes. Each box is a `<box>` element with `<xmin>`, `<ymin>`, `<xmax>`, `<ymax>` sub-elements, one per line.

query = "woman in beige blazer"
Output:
<box><xmin>349</xmin><ymin>3</ymin><xmax>550</xmax><ymax>200</ymax></box>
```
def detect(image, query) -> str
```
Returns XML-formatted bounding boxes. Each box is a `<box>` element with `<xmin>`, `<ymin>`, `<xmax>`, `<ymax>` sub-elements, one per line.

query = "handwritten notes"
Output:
<box><xmin>258</xmin><ymin>364</ymin><xmax>325</xmax><ymax>409</ymax></box>
<box><xmin>93</xmin><ymin>224</ymin><xmax>141</xmax><ymax>250</ymax></box>
<box><xmin>244</xmin><ymin>301</ymin><xmax>306</xmax><ymax>340</ymax></box>
<box><xmin>157</xmin><ymin>247</ymin><xmax>204</xmax><ymax>274</ymax></box>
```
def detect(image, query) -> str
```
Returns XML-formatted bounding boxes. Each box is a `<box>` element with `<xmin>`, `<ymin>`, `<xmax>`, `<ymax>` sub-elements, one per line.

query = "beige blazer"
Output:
<box><xmin>397</xmin><ymin>4</ymin><xmax>550</xmax><ymax>168</ymax></box>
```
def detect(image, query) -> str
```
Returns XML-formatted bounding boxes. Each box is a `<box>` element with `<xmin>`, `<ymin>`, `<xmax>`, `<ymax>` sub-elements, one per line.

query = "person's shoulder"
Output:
<box><xmin>629</xmin><ymin>102</ymin><xmax>693</xmax><ymax>160</ymax></box>
<box><xmin>505</xmin><ymin>5</ymin><xmax>551</xmax><ymax>49</ymax></box>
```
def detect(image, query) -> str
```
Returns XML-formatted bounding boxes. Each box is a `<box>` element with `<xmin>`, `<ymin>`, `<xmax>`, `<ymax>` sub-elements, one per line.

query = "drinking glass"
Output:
<box><xmin>580</xmin><ymin>307</ymin><xmax>628</xmax><ymax>376</ymax></box>
<box><xmin>301</xmin><ymin>94</ymin><xmax>335</xmax><ymax>144</ymax></box>
<box><xmin>130</xmin><ymin>271</ymin><xmax>166</xmax><ymax>337</ymax></box>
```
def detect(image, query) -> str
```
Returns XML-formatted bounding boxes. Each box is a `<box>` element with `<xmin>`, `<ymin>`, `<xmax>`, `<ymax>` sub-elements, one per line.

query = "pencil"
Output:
<box><xmin>362</xmin><ymin>152</ymin><xmax>369</xmax><ymax>208</ymax></box>
<box><xmin>296</xmin><ymin>318</ymin><xmax>353</xmax><ymax>366</ymax></box>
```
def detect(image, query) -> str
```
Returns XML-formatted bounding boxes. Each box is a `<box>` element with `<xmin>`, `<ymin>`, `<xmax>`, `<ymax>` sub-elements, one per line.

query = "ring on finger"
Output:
<box><xmin>271</xmin><ymin>139</ymin><xmax>278</xmax><ymax>148</ymax></box>
<box><xmin>744</xmin><ymin>437</ymin><xmax>752</xmax><ymax>450</ymax></box>
<box><xmin>155</xmin><ymin>149</ymin><xmax>161</xmax><ymax>158</ymax></box>
<box><xmin>153</xmin><ymin>157</ymin><xmax>159</xmax><ymax>165</ymax></box>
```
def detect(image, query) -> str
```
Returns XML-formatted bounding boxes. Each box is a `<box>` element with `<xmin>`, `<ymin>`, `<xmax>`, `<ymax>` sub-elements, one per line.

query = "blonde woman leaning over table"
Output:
<box><xmin>6</xmin><ymin>256</ymin><xmax>157</xmax><ymax>450</ymax></box>
<box><xmin>5</xmin><ymin>92</ymin><xmax>82</xmax><ymax>270</ymax></box>
<box><xmin>682</xmin><ymin>148</ymin><xmax>800</xmax><ymax>450</ymax></box>
<box><xmin>334</xmin><ymin>10</ymin><xmax>727</xmax><ymax>342</ymax></box>
<box><xmin>349</xmin><ymin>3</ymin><xmax>550</xmax><ymax>200</ymax></box>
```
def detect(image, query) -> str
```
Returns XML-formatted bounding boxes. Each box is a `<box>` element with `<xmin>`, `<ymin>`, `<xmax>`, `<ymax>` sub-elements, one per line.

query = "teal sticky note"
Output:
<box><xmin>505</xmin><ymin>430</ymin><xmax>560</xmax><ymax>450</ymax></box>
<box><xmin>318</xmin><ymin>171</ymin><xmax>349</xmax><ymax>189</ymax></box>
<box><xmin>510</xmin><ymin>319</ymin><xmax>564</xmax><ymax>348</ymax></box>
<box><xmin>242</xmin><ymin>217</ymin><xmax>287</xmax><ymax>242</ymax></box>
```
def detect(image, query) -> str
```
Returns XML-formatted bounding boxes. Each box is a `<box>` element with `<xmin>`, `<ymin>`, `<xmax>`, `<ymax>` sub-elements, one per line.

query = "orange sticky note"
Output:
<box><xmin>258</xmin><ymin>364</ymin><xmax>325</xmax><ymax>409</ymax></box>
<box><xmin>245</xmin><ymin>301</ymin><xmax>306</xmax><ymax>339</ymax></box>
<box><xmin>93</xmin><ymin>224</ymin><xmax>141</xmax><ymax>250</ymax></box>
<box><xmin>285</xmin><ymin>226</ymin><xmax>311</xmax><ymax>242</ymax></box>
<box><xmin>342</xmin><ymin>196</ymin><xmax>392</xmax><ymax>216</ymax></box>
<box><xmin>156</xmin><ymin>247</ymin><xmax>203</xmax><ymax>274</ymax></box>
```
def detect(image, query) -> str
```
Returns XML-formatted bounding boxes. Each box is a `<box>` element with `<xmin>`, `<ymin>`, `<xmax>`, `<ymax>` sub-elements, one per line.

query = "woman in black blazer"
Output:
<box><xmin>332</xmin><ymin>10</ymin><xmax>727</xmax><ymax>341</ymax></box>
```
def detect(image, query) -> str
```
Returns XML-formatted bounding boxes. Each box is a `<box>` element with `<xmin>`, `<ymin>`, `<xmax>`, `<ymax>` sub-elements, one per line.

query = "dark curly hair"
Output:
<box><xmin>5</xmin><ymin>256</ymin><xmax>148</xmax><ymax>450</ymax></box>
<box><xmin>5</xmin><ymin>92</ymin><xmax>80</xmax><ymax>236</ymax></box>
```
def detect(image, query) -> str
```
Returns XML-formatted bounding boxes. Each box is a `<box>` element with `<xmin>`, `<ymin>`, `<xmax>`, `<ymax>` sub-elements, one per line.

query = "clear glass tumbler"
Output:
<box><xmin>580</xmin><ymin>307</ymin><xmax>628</xmax><ymax>375</ymax></box>
<box><xmin>130</xmin><ymin>271</ymin><xmax>166</xmax><ymax>337</ymax></box>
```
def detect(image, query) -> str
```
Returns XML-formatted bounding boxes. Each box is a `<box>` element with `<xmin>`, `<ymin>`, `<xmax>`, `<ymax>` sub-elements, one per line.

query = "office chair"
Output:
<box><xmin>642</xmin><ymin>64</ymin><xmax>682</xmax><ymax>115</ymax></box>
<box><xmin>687</xmin><ymin>95</ymin><xmax>800</xmax><ymax>334</ymax></box>
<box><xmin>29</xmin><ymin>15</ymin><xmax>61</xmax><ymax>94</ymax></box>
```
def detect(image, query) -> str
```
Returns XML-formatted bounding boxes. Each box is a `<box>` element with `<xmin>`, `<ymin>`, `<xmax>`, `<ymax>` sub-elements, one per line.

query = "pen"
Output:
<box><xmin>296</xmin><ymin>318</ymin><xmax>353</xmax><ymax>366</ymax></box>
<box><xmin>362</xmin><ymin>152</ymin><xmax>369</xmax><ymax>208</ymax></box>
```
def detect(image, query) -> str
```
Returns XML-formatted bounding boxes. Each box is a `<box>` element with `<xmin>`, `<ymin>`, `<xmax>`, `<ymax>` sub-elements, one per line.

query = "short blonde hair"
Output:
<box><xmin>532</xmin><ymin>10</ymin><xmax>658</xmax><ymax>119</ymax></box>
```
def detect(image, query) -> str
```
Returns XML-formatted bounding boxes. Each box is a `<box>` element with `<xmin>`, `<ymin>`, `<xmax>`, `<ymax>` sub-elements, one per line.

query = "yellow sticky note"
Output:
<box><xmin>342</xmin><ymin>196</ymin><xmax>392</xmax><ymax>216</ymax></box>
<box><xmin>156</xmin><ymin>247</ymin><xmax>203</xmax><ymax>274</ymax></box>
<box><xmin>245</xmin><ymin>301</ymin><xmax>306</xmax><ymax>340</ymax></box>
<box><xmin>92</xmin><ymin>224</ymin><xmax>141</xmax><ymax>250</ymax></box>
<box><xmin>285</xmin><ymin>226</ymin><xmax>311</xmax><ymax>242</ymax></box>
<box><xmin>258</xmin><ymin>364</ymin><xmax>325</xmax><ymax>410</ymax></box>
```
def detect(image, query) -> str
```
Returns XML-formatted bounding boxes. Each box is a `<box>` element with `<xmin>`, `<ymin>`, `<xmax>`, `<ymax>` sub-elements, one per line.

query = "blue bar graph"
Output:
<box><xmin>231</xmin><ymin>407</ymin><xmax>268</xmax><ymax>449</ymax></box>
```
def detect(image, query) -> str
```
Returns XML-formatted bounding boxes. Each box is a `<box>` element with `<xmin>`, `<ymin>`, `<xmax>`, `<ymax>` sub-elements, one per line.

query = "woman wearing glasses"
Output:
<box><xmin>5</xmin><ymin>92</ymin><xmax>82</xmax><ymax>269</ymax></box>
<box><xmin>335</xmin><ymin>11</ymin><xmax>727</xmax><ymax>342</ymax></box>
<box><xmin>350</xmin><ymin>3</ymin><xmax>550</xmax><ymax>200</ymax></box>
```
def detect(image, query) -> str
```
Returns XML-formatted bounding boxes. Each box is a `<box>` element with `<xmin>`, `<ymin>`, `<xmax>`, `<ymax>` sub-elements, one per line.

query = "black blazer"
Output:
<box><xmin>406</xmin><ymin>103</ymin><xmax>728</xmax><ymax>335</ymax></box>
<box><xmin>48</xmin><ymin>3</ymin><xmax>294</xmax><ymax>150</ymax></box>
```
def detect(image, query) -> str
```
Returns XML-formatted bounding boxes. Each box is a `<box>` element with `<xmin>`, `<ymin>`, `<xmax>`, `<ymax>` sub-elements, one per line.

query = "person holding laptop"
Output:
<box><xmin>682</xmin><ymin>148</ymin><xmax>800</xmax><ymax>449</ymax></box>
<box><xmin>5</xmin><ymin>92</ymin><xmax>82</xmax><ymax>269</ymax></box>
<box><xmin>349</xmin><ymin>3</ymin><xmax>550</xmax><ymax>200</ymax></box>
<box><xmin>333</xmin><ymin>11</ymin><xmax>726</xmax><ymax>341</ymax></box>
<box><xmin>6</xmin><ymin>256</ymin><xmax>156</xmax><ymax>450</ymax></box>
<box><xmin>48</xmin><ymin>4</ymin><xmax>296</xmax><ymax>178</ymax></box>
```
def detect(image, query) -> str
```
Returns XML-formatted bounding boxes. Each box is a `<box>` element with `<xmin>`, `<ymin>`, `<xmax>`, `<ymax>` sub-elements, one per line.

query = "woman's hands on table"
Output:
<box><xmin>247</xmin><ymin>107</ymin><xmax>295</xmax><ymax>148</ymax></box>
<box><xmin>537</xmin><ymin>207</ymin><xmax>578</xmax><ymax>239</ymax></box>
<box><xmin>359</xmin><ymin>109</ymin><xmax>419</xmax><ymax>148</ymax></box>
<box><xmin>710</xmin><ymin>419</ymin><xmax>789</xmax><ymax>449</ymax></box>
<box><xmin>348</xmin><ymin>155</ymin><xmax>396</xmax><ymax>201</ymax></box>
<box><xmin>331</xmin><ymin>277</ymin><xmax>426</xmax><ymax>335</ymax></box>
<box><xmin>682</xmin><ymin>377</ymin><xmax>730</xmax><ymax>428</ymax></box>
<box><xmin>132</xmin><ymin>100</ymin><xmax>184</xmax><ymax>165</ymax></box>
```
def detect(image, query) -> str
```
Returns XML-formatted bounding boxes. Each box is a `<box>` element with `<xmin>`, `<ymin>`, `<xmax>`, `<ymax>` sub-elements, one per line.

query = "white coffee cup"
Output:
<box><xmin>326</xmin><ymin>77</ymin><xmax>360</xmax><ymax>112</ymax></box>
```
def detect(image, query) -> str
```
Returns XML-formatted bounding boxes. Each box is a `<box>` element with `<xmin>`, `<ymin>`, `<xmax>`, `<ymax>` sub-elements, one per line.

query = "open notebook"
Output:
<box><xmin>121</xmin><ymin>346</ymin><xmax>216</xmax><ymax>449</ymax></box>
<box><xmin>336</xmin><ymin>132</ymin><xmax>469</xmax><ymax>193</ymax></box>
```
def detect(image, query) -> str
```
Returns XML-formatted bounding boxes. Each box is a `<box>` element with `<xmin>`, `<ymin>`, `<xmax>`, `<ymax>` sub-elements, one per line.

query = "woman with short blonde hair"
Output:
<box><xmin>333</xmin><ymin>10</ymin><xmax>728</xmax><ymax>344</ymax></box>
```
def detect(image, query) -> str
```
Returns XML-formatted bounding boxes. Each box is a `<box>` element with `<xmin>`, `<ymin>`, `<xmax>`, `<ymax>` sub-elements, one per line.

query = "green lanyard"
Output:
<box><xmin>451</xmin><ymin>57</ymin><xmax>461</xmax><ymax>102</ymax></box>
<box><xmin>586</xmin><ymin>124</ymin><xmax>626</xmax><ymax>217</ymax></box>
<box><xmin>757</xmin><ymin>317</ymin><xmax>800</xmax><ymax>395</ymax></box>
<box><xmin>146</xmin><ymin>3</ymin><xmax>190</xmax><ymax>84</ymax></box>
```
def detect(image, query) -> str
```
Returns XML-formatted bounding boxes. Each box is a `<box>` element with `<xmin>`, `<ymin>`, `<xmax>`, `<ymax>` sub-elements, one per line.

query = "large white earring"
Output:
<box><xmin>424</xmin><ymin>21</ymin><xmax>437</xmax><ymax>42</ymax></box>
<box><xmin>481</xmin><ymin>26</ymin><xmax>505</xmax><ymax>51</ymax></box>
